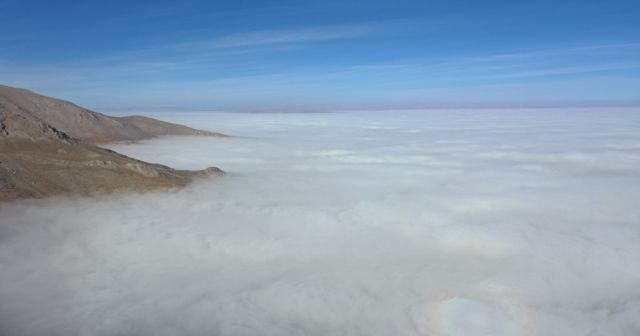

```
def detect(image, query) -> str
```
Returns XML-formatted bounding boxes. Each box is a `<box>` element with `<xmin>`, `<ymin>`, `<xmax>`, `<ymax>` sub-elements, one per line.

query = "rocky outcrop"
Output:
<box><xmin>0</xmin><ymin>140</ymin><xmax>223</xmax><ymax>201</ymax></box>
<box><xmin>0</xmin><ymin>84</ymin><xmax>224</xmax><ymax>201</ymax></box>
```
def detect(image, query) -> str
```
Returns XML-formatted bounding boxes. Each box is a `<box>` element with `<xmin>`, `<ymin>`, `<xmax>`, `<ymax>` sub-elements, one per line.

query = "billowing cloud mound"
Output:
<box><xmin>1</xmin><ymin>109</ymin><xmax>640</xmax><ymax>336</ymax></box>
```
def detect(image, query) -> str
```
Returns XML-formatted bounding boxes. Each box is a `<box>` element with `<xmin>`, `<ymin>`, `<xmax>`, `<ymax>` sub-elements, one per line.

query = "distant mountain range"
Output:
<box><xmin>0</xmin><ymin>85</ymin><xmax>225</xmax><ymax>201</ymax></box>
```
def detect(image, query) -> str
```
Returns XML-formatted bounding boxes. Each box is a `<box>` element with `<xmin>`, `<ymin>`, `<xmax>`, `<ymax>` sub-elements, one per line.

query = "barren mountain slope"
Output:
<box><xmin>0</xmin><ymin>85</ymin><xmax>226</xmax><ymax>143</ymax></box>
<box><xmin>0</xmin><ymin>85</ymin><xmax>223</xmax><ymax>201</ymax></box>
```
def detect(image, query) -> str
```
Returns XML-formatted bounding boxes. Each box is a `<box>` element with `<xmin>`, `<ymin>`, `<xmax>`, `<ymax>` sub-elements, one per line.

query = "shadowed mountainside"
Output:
<box><xmin>0</xmin><ymin>85</ymin><xmax>224</xmax><ymax>201</ymax></box>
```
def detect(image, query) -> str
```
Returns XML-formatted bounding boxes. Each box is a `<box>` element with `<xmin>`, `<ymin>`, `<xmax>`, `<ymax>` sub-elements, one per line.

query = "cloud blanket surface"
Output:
<box><xmin>1</xmin><ymin>108</ymin><xmax>640</xmax><ymax>335</ymax></box>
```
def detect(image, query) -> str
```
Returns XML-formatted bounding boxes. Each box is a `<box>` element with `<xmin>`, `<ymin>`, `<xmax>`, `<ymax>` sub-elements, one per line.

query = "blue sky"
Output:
<box><xmin>1</xmin><ymin>0</ymin><xmax>639</xmax><ymax>110</ymax></box>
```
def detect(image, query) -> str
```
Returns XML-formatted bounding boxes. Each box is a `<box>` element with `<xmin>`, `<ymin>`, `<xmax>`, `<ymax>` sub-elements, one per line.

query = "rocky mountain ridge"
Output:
<box><xmin>0</xmin><ymin>85</ymin><xmax>224</xmax><ymax>201</ymax></box>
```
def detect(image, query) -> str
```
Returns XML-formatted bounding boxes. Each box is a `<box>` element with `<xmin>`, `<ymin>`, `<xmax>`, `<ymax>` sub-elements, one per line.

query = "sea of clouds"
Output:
<box><xmin>1</xmin><ymin>108</ymin><xmax>640</xmax><ymax>336</ymax></box>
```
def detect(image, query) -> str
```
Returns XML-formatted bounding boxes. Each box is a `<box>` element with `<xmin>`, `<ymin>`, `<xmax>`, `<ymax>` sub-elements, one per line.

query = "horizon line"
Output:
<box><xmin>95</xmin><ymin>101</ymin><xmax>640</xmax><ymax>114</ymax></box>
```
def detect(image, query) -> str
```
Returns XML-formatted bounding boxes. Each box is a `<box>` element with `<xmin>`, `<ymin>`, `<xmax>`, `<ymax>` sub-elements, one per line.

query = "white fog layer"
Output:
<box><xmin>1</xmin><ymin>109</ymin><xmax>640</xmax><ymax>336</ymax></box>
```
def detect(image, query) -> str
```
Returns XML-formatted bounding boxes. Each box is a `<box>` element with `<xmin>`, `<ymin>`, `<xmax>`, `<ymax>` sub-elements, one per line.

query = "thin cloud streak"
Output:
<box><xmin>1</xmin><ymin>41</ymin><xmax>639</xmax><ymax>108</ymax></box>
<box><xmin>105</xmin><ymin>21</ymin><xmax>415</xmax><ymax>59</ymax></box>
<box><xmin>480</xmin><ymin>43</ymin><xmax>640</xmax><ymax>60</ymax></box>
<box><xmin>203</xmin><ymin>24</ymin><xmax>381</xmax><ymax>49</ymax></box>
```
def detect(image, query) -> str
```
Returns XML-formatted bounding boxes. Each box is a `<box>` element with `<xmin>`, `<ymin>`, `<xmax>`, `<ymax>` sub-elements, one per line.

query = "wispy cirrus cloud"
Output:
<box><xmin>204</xmin><ymin>24</ymin><xmax>380</xmax><ymax>49</ymax></box>
<box><xmin>161</xmin><ymin>21</ymin><xmax>418</xmax><ymax>53</ymax></box>
<box><xmin>478</xmin><ymin>43</ymin><xmax>640</xmax><ymax>61</ymax></box>
<box><xmin>0</xmin><ymin>20</ymin><xmax>415</xmax><ymax>86</ymax></box>
<box><xmin>1</xmin><ymin>40</ymin><xmax>639</xmax><ymax>109</ymax></box>
<box><xmin>4</xmin><ymin>21</ymin><xmax>409</xmax><ymax>76</ymax></box>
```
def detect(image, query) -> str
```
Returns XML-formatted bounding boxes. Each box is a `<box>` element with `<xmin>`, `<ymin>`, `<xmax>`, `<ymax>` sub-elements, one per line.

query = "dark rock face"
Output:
<box><xmin>0</xmin><ymin>84</ymin><xmax>225</xmax><ymax>201</ymax></box>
